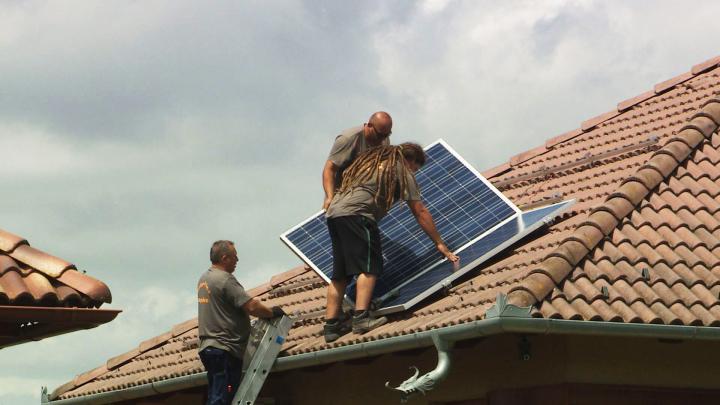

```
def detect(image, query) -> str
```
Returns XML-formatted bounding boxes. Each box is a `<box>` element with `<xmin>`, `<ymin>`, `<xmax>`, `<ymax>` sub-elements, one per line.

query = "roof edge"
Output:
<box><xmin>506</xmin><ymin>98</ymin><xmax>720</xmax><ymax>308</ymax></box>
<box><xmin>0</xmin><ymin>306</ymin><xmax>120</xmax><ymax>350</ymax></box>
<box><xmin>46</xmin><ymin>317</ymin><xmax>720</xmax><ymax>404</ymax></box>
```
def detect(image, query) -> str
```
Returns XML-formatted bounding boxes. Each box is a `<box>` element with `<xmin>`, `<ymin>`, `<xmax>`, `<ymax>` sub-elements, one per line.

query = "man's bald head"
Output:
<box><xmin>368</xmin><ymin>111</ymin><xmax>392</xmax><ymax>131</ymax></box>
<box><xmin>365</xmin><ymin>111</ymin><xmax>392</xmax><ymax>146</ymax></box>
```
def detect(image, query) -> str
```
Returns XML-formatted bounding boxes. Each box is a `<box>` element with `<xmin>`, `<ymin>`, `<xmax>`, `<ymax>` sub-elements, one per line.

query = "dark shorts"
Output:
<box><xmin>327</xmin><ymin>215</ymin><xmax>383</xmax><ymax>281</ymax></box>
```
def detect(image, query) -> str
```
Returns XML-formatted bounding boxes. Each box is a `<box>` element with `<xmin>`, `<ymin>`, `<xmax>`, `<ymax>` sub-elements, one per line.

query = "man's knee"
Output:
<box><xmin>330</xmin><ymin>278</ymin><xmax>350</xmax><ymax>289</ymax></box>
<box><xmin>357</xmin><ymin>272</ymin><xmax>377</xmax><ymax>283</ymax></box>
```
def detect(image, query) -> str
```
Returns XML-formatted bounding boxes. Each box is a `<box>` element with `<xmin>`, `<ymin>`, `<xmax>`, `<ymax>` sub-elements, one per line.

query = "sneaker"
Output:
<box><xmin>323</xmin><ymin>314</ymin><xmax>351</xmax><ymax>343</ymax></box>
<box><xmin>352</xmin><ymin>312</ymin><xmax>388</xmax><ymax>335</ymax></box>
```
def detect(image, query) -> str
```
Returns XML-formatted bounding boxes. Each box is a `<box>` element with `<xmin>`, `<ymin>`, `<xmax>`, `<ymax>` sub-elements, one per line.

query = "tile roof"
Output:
<box><xmin>0</xmin><ymin>229</ymin><xmax>111</xmax><ymax>307</ymax></box>
<box><xmin>0</xmin><ymin>228</ymin><xmax>117</xmax><ymax>348</ymax></box>
<box><xmin>52</xmin><ymin>55</ymin><xmax>720</xmax><ymax>400</ymax></box>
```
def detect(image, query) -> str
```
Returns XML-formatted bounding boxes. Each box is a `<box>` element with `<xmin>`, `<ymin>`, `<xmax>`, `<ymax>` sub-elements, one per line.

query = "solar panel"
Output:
<box><xmin>374</xmin><ymin>199</ymin><xmax>574</xmax><ymax>314</ymax></box>
<box><xmin>281</xmin><ymin>140</ymin><xmax>574</xmax><ymax>314</ymax></box>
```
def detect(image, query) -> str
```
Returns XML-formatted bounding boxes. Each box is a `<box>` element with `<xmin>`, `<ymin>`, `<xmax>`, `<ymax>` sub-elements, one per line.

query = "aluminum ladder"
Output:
<box><xmin>232</xmin><ymin>315</ymin><xmax>292</xmax><ymax>405</ymax></box>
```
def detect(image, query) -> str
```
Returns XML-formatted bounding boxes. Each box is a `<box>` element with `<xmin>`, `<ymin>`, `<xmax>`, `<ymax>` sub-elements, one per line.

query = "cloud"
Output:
<box><xmin>371</xmin><ymin>0</ymin><xmax>720</xmax><ymax>168</ymax></box>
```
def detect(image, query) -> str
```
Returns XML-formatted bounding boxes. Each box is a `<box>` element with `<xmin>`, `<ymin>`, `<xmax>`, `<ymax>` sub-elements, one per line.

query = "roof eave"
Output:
<box><xmin>47</xmin><ymin>316</ymin><xmax>720</xmax><ymax>404</ymax></box>
<box><xmin>0</xmin><ymin>306</ymin><xmax>121</xmax><ymax>349</ymax></box>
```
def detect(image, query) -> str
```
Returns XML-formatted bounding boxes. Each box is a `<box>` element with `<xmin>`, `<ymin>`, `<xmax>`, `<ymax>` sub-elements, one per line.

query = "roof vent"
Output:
<box><xmin>641</xmin><ymin>267</ymin><xmax>650</xmax><ymax>280</ymax></box>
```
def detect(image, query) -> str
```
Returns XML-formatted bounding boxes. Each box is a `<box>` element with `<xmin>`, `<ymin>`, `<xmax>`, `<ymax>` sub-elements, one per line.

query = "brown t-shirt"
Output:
<box><xmin>326</xmin><ymin>160</ymin><xmax>421</xmax><ymax>222</ymax></box>
<box><xmin>197</xmin><ymin>267</ymin><xmax>252</xmax><ymax>359</ymax></box>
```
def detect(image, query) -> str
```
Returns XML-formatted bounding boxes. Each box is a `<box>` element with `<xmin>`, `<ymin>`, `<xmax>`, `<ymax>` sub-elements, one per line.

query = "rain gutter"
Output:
<box><xmin>45</xmin><ymin>317</ymin><xmax>720</xmax><ymax>404</ymax></box>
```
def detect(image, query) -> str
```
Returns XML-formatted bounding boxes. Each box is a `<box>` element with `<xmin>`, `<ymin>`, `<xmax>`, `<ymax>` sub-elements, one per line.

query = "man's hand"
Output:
<box><xmin>271</xmin><ymin>306</ymin><xmax>286</xmax><ymax>318</ymax></box>
<box><xmin>243</xmin><ymin>298</ymin><xmax>286</xmax><ymax>319</ymax></box>
<box><xmin>322</xmin><ymin>195</ymin><xmax>333</xmax><ymax>211</ymax></box>
<box><xmin>436</xmin><ymin>242</ymin><xmax>459</xmax><ymax>262</ymax></box>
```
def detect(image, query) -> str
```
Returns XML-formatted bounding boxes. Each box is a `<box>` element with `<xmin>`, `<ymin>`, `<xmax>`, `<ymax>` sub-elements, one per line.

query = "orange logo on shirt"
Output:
<box><xmin>197</xmin><ymin>281</ymin><xmax>211</xmax><ymax>304</ymax></box>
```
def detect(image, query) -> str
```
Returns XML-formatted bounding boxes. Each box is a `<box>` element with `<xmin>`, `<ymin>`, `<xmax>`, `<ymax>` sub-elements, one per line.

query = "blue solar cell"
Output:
<box><xmin>280</xmin><ymin>140</ymin><xmax>574</xmax><ymax>315</ymax></box>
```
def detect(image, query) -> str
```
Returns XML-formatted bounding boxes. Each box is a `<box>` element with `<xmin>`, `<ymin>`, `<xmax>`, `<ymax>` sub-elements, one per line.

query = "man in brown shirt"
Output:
<box><xmin>323</xmin><ymin>143</ymin><xmax>458</xmax><ymax>343</ymax></box>
<box><xmin>322</xmin><ymin>111</ymin><xmax>393</xmax><ymax>210</ymax></box>
<box><xmin>198</xmin><ymin>240</ymin><xmax>285</xmax><ymax>405</ymax></box>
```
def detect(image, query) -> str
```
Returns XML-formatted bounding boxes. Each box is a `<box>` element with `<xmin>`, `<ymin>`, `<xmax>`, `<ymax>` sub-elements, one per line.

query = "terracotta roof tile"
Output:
<box><xmin>691</xmin><ymin>56</ymin><xmax>720</xmax><ymax>75</ymax></box>
<box><xmin>669</xmin><ymin>302</ymin><xmax>702</xmax><ymax>325</ymax></box>
<box><xmin>618</xmin><ymin>90</ymin><xmax>656</xmax><ymax>112</ymax></box>
<box><xmin>1</xmin><ymin>270</ymin><xmax>31</xmax><ymax>303</ymax></box>
<box><xmin>677</xmin><ymin>208</ymin><xmax>710</xmax><ymax>230</ymax></box>
<box><xmin>9</xmin><ymin>244</ymin><xmax>74</xmax><ymax>277</ymax></box>
<box><xmin>689</xmin><ymin>284</ymin><xmax>719</xmax><ymax>308</ymax></box>
<box><xmin>482</xmin><ymin>162</ymin><xmax>511</xmax><ymax>179</ymax></box>
<box><xmin>608</xmin><ymin>300</ymin><xmax>641</xmax><ymax>323</ymax></box>
<box><xmin>0</xmin><ymin>230</ymin><xmax>111</xmax><ymax>307</ymax></box>
<box><xmin>56</xmin><ymin>270</ymin><xmax>111</xmax><ymax>304</ymax></box>
<box><xmin>54</xmin><ymin>56</ymin><xmax>720</xmax><ymax>400</ymax></box>
<box><xmin>689</xmin><ymin>303</ymin><xmax>719</xmax><ymax>326</ymax></box>
<box><xmin>0</xmin><ymin>229</ymin><xmax>28</xmax><ymax>253</ymax></box>
<box><xmin>24</xmin><ymin>271</ymin><xmax>57</xmax><ymax>304</ymax></box>
<box><xmin>510</xmin><ymin>144</ymin><xmax>549</xmax><ymax>167</ymax></box>
<box><xmin>581</xmin><ymin>109</ymin><xmax>622</xmax><ymax>131</ymax></box>
<box><xmin>0</xmin><ymin>228</ymin><xmax>116</xmax><ymax>348</ymax></box>
<box><xmin>654</xmin><ymin>71</ymin><xmax>695</xmax><ymax>94</ymax></box>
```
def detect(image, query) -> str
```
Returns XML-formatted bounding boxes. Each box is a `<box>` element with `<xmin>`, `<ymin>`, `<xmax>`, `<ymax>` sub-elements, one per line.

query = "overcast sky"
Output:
<box><xmin>2</xmin><ymin>1</ymin><xmax>720</xmax><ymax>403</ymax></box>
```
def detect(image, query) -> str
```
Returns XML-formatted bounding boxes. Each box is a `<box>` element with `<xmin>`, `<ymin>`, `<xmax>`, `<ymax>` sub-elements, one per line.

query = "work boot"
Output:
<box><xmin>323</xmin><ymin>313</ymin><xmax>351</xmax><ymax>343</ymax></box>
<box><xmin>352</xmin><ymin>310</ymin><xmax>387</xmax><ymax>334</ymax></box>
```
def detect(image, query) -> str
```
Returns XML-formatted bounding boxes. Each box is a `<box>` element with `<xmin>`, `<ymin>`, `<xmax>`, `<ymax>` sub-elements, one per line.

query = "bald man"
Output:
<box><xmin>322</xmin><ymin>111</ymin><xmax>393</xmax><ymax>210</ymax></box>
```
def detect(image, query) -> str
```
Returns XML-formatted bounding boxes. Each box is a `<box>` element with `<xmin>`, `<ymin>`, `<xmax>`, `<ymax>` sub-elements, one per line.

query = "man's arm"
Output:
<box><xmin>242</xmin><ymin>298</ymin><xmax>285</xmax><ymax>319</ymax></box>
<box><xmin>408</xmin><ymin>200</ymin><xmax>459</xmax><ymax>262</ymax></box>
<box><xmin>322</xmin><ymin>160</ymin><xmax>338</xmax><ymax>210</ymax></box>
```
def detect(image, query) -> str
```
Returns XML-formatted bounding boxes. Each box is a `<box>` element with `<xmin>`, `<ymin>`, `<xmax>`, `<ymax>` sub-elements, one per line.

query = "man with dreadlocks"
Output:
<box><xmin>322</xmin><ymin>111</ymin><xmax>393</xmax><ymax>210</ymax></box>
<box><xmin>323</xmin><ymin>142</ymin><xmax>459</xmax><ymax>343</ymax></box>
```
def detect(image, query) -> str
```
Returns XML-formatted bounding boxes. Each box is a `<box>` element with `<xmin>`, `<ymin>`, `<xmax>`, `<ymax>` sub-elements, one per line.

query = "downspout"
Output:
<box><xmin>385</xmin><ymin>334</ymin><xmax>454</xmax><ymax>403</ymax></box>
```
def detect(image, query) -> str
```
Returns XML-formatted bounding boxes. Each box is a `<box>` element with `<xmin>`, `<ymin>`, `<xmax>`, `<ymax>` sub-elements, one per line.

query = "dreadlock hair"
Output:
<box><xmin>339</xmin><ymin>142</ymin><xmax>426</xmax><ymax>209</ymax></box>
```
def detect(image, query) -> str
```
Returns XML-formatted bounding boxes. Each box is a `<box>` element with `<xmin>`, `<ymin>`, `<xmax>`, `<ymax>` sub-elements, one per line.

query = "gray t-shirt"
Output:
<box><xmin>326</xmin><ymin>160</ymin><xmax>422</xmax><ymax>222</ymax></box>
<box><xmin>328</xmin><ymin>125</ymin><xmax>390</xmax><ymax>189</ymax></box>
<box><xmin>197</xmin><ymin>267</ymin><xmax>252</xmax><ymax>359</ymax></box>
<box><xmin>327</xmin><ymin>126</ymin><xmax>369</xmax><ymax>189</ymax></box>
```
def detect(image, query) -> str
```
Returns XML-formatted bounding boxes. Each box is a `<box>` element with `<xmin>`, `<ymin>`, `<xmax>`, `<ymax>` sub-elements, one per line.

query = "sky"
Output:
<box><xmin>2</xmin><ymin>0</ymin><xmax>720</xmax><ymax>403</ymax></box>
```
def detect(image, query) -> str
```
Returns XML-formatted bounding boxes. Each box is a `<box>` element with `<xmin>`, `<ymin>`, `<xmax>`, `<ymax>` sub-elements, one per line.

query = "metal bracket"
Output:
<box><xmin>485</xmin><ymin>293</ymin><xmax>533</xmax><ymax>318</ymax></box>
<box><xmin>440</xmin><ymin>280</ymin><xmax>452</xmax><ymax>295</ymax></box>
<box><xmin>385</xmin><ymin>334</ymin><xmax>454</xmax><ymax>403</ymax></box>
<box><xmin>518</xmin><ymin>336</ymin><xmax>531</xmax><ymax>361</ymax></box>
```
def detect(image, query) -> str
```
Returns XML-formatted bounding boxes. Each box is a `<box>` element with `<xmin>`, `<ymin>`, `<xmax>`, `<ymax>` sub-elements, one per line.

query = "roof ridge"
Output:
<box><xmin>506</xmin><ymin>97</ymin><xmax>720</xmax><ymax>309</ymax></box>
<box><xmin>247</xmin><ymin>265</ymin><xmax>310</xmax><ymax>297</ymax></box>
<box><xmin>483</xmin><ymin>55</ymin><xmax>720</xmax><ymax>179</ymax></box>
